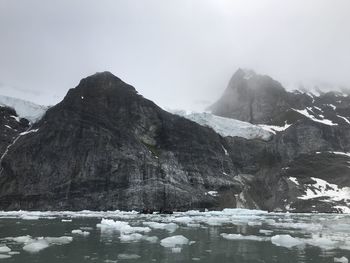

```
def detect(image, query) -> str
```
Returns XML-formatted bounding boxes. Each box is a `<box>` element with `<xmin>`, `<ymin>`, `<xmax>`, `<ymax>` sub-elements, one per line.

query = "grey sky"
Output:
<box><xmin>1</xmin><ymin>0</ymin><xmax>349</xmax><ymax>110</ymax></box>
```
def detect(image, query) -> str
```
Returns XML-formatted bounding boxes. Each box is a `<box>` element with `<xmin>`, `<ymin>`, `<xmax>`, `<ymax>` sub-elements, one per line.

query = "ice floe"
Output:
<box><xmin>5</xmin><ymin>235</ymin><xmax>73</xmax><ymax>253</ymax></box>
<box><xmin>117</xmin><ymin>254</ymin><xmax>141</xmax><ymax>260</ymax></box>
<box><xmin>221</xmin><ymin>233</ymin><xmax>268</xmax><ymax>242</ymax></box>
<box><xmin>97</xmin><ymin>219</ymin><xmax>151</xmax><ymax>234</ymax></box>
<box><xmin>271</xmin><ymin>234</ymin><xmax>304</xmax><ymax>248</ymax></box>
<box><xmin>334</xmin><ymin>256</ymin><xmax>349</xmax><ymax>263</ymax></box>
<box><xmin>160</xmin><ymin>235</ymin><xmax>190</xmax><ymax>248</ymax></box>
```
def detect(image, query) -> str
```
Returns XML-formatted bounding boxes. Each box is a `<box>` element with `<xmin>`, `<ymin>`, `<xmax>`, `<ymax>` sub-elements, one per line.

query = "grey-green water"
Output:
<box><xmin>0</xmin><ymin>210</ymin><xmax>349</xmax><ymax>262</ymax></box>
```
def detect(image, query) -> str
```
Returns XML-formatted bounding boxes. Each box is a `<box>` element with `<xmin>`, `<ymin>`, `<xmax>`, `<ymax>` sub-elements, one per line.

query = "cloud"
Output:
<box><xmin>0</xmin><ymin>0</ymin><xmax>349</xmax><ymax>110</ymax></box>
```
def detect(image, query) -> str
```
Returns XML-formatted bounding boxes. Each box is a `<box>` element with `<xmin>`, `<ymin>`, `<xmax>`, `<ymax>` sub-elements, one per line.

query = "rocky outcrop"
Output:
<box><xmin>209</xmin><ymin>69</ymin><xmax>350</xmax><ymax>213</ymax></box>
<box><xmin>0</xmin><ymin>72</ymin><xmax>252</xmax><ymax>211</ymax></box>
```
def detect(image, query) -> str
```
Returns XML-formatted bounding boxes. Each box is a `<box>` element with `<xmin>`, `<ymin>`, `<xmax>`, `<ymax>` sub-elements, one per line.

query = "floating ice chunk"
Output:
<box><xmin>271</xmin><ymin>235</ymin><xmax>304</xmax><ymax>248</ymax></box>
<box><xmin>0</xmin><ymin>246</ymin><xmax>11</xmax><ymax>253</ymax></box>
<box><xmin>117</xmin><ymin>254</ymin><xmax>141</xmax><ymax>260</ymax></box>
<box><xmin>220</xmin><ymin>233</ymin><xmax>269</xmax><ymax>242</ymax></box>
<box><xmin>6</xmin><ymin>235</ymin><xmax>32</xmax><ymax>244</ymax></box>
<box><xmin>119</xmin><ymin>233</ymin><xmax>143</xmax><ymax>242</ymax></box>
<box><xmin>143</xmin><ymin>222</ymin><xmax>178</xmax><ymax>233</ymax></box>
<box><xmin>71</xmin><ymin>229</ymin><xmax>90</xmax><ymax>236</ymax></box>
<box><xmin>160</xmin><ymin>235</ymin><xmax>190</xmax><ymax>248</ymax></box>
<box><xmin>97</xmin><ymin>219</ymin><xmax>151</xmax><ymax>234</ymax></box>
<box><xmin>8</xmin><ymin>251</ymin><xmax>20</xmax><ymax>255</ymax></box>
<box><xmin>21</xmin><ymin>215</ymin><xmax>40</xmax><ymax>220</ymax></box>
<box><xmin>142</xmin><ymin>236</ymin><xmax>158</xmax><ymax>243</ymax></box>
<box><xmin>23</xmin><ymin>240</ymin><xmax>49</xmax><ymax>253</ymax></box>
<box><xmin>0</xmin><ymin>254</ymin><xmax>11</xmax><ymax>259</ymax></box>
<box><xmin>62</xmin><ymin>219</ymin><xmax>72</xmax><ymax>222</ymax></box>
<box><xmin>259</xmin><ymin>229</ymin><xmax>273</xmax><ymax>235</ymax></box>
<box><xmin>171</xmin><ymin>247</ymin><xmax>182</xmax><ymax>253</ymax></box>
<box><xmin>334</xmin><ymin>256</ymin><xmax>349</xmax><ymax>263</ymax></box>
<box><xmin>172</xmin><ymin>217</ymin><xmax>194</xmax><ymax>225</ymax></box>
<box><xmin>120</xmin><ymin>233</ymin><xmax>159</xmax><ymax>243</ymax></box>
<box><xmin>305</xmin><ymin>234</ymin><xmax>339</xmax><ymax>250</ymax></box>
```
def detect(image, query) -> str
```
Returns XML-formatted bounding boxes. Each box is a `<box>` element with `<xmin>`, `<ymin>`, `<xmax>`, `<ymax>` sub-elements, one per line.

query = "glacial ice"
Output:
<box><xmin>221</xmin><ymin>233</ymin><xmax>268</xmax><ymax>242</ymax></box>
<box><xmin>334</xmin><ymin>256</ymin><xmax>349</xmax><ymax>263</ymax></box>
<box><xmin>160</xmin><ymin>235</ymin><xmax>190</xmax><ymax>248</ymax></box>
<box><xmin>271</xmin><ymin>235</ymin><xmax>304</xmax><ymax>248</ymax></box>
<box><xmin>6</xmin><ymin>235</ymin><xmax>73</xmax><ymax>253</ymax></box>
<box><xmin>0</xmin><ymin>245</ymin><xmax>11</xmax><ymax>253</ymax></box>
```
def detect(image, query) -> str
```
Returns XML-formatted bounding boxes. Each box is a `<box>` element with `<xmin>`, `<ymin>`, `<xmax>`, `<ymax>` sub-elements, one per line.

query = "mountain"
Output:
<box><xmin>0</xmin><ymin>72</ymin><xmax>258</xmax><ymax>211</ymax></box>
<box><xmin>209</xmin><ymin>69</ymin><xmax>350</xmax><ymax>213</ymax></box>
<box><xmin>0</xmin><ymin>71</ymin><xmax>349</xmax><ymax>213</ymax></box>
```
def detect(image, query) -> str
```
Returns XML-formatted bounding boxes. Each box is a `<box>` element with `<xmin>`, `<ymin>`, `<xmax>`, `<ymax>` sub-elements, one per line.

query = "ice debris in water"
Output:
<box><xmin>119</xmin><ymin>233</ymin><xmax>158</xmax><ymax>243</ymax></box>
<box><xmin>143</xmin><ymin>222</ymin><xmax>178</xmax><ymax>233</ymax></box>
<box><xmin>0</xmin><ymin>245</ymin><xmax>11</xmax><ymax>253</ymax></box>
<box><xmin>220</xmin><ymin>233</ymin><xmax>269</xmax><ymax>242</ymax></box>
<box><xmin>271</xmin><ymin>235</ymin><xmax>304</xmax><ymax>248</ymax></box>
<box><xmin>97</xmin><ymin>219</ymin><xmax>151</xmax><ymax>234</ymax></box>
<box><xmin>160</xmin><ymin>235</ymin><xmax>190</xmax><ymax>248</ymax></box>
<box><xmin>5</xmin><ymin>236</ymin><xmax>73</xmax><ymax>253</ymax></box>
<box><xmin>334</xmin><ymin>257</ymin><xmax>349</xmax><ymax>263</ymax></box>
<box><xmin>117</xmin><ymin>254</ymin><xmax>141</xmax><ymax>260</ymax></box>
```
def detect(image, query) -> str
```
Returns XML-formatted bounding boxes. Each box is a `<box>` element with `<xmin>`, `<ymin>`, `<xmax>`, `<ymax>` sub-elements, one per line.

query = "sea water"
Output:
<box><xmin>0</xmin><ymin>209</ymin><xmax>349</xmax><ymax>262</ymax></box>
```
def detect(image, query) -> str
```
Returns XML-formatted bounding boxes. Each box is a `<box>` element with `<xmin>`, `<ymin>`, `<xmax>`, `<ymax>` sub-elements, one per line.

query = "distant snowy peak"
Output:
<box><xmin>0</xmin><ymin>95</ymin><xmax>48</xmax><ymax>123</ymax></box>
<box><xmin>171</xmin><ymin>111</ymin><xmax>273</xmax><ymax>140</ymax></box>
<box><xmin>285</xmin><ymin>82</ymin><xmax>350</xmax><ymax>97</ymax></box>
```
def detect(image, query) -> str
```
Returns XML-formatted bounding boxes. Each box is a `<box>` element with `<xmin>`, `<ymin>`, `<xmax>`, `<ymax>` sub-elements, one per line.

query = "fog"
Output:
<box><xmin>1</xmin><ymin>0</ymin><xmax>349</xmax><ymax>110</ymax></box>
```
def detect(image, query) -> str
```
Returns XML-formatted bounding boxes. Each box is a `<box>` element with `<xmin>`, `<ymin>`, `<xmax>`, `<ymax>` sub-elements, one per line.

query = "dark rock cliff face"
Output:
<box><xmin>210</xmin><ymin>69</ymin><xmax>350</xmax><ymax>213</ymax></box>
<box><xmin>0</xmin><ymin>72</ymin><xmax>252</xmax><ymax>211</ymax></box>
<box><xmin>0</xmin><ymin>70</ymin><xmax>349</xmax><ymax>213</ymax></box>
<box><xmin>0</xmin><ymin>106</ymin><xmax>29</xmax><ymax>156</ymax></box>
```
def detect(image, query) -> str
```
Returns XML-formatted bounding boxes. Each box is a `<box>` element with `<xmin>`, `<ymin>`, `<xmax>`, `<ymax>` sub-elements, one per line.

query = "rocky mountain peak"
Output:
<box><xmin>209</xmin><ymin>69</ymin><xmax>288</xmax><ymax>124</ymax></box>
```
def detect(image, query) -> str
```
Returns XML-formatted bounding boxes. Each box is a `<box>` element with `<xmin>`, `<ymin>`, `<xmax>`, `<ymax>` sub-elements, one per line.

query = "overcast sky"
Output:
<box><xmin>1</xmin><ymin>0</ymin><xmax>349</xmax><ymax>110</ymax></box>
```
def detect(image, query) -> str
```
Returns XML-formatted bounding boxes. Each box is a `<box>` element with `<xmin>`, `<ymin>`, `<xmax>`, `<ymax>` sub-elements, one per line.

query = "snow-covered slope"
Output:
<box><xmin>0</xmin><ymin>95</ymin><xmax>48</xmax><ymax>123</ymax></box>
<box><xmin>172</xmin><ymin>111</ymin><xmax>272</xmax><ymax>140</ymax></box>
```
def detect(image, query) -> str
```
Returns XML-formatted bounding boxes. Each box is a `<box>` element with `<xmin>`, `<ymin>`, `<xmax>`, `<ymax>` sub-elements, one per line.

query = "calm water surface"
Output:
<box><xmin>0</xmin><ymin>209</ymin><xmax>349</xmax><ymax>263</ymax></box>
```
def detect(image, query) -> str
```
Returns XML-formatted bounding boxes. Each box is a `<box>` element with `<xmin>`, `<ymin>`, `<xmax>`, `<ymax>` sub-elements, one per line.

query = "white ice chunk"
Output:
<box><xmin>220</xmin><ymin>233</ymin><xmax>268</xmax><ymax>242</ymax></box>
<box><xmin>0</xmin><ymin>246</ymin><xmax>11</xmax><ymax>253</ymax></box>
<box><xmin>97</xmin><ymin>219</ymin><xmax>151</xmax><ymax>234</ymax></box>
<box><xmin>160</xmin><ymin>235</ymin><xmax>190</xmax><ymax>248</ymax></box>
<box><xmin>271</xmin><ymin>235</ymin><xmax>304</xmax><ymax>248</ymax></box>
<box><xmin>143</xmin><ymin>222</ymin><xmax>178</xmax><ymax>232</ymax></box>
<box><xmin>23</xmin><ymin>240</ymin><xmax>49</xmax><ymax>253</ymax></box>
<box><xmin>334</xmin><ymin>256</ymin><xmax>348</xmax><ymax>263</ymax></box>
<box><xmin>117</xmin><ymin>254</ymin><xmax>141</xmax><ymax>260</ymax></box>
